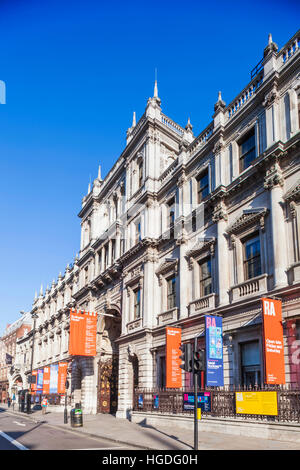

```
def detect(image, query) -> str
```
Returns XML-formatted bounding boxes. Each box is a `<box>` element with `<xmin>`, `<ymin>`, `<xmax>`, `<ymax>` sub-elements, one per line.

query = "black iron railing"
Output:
<box><xmin>133</xmin><ymin>385</ymin><xmax>300</xmax><ymax>423</ymax></box>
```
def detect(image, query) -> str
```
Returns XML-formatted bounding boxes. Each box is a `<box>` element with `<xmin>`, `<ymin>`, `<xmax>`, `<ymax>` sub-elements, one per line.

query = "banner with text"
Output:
<box><xmin>36</xmin><ymin>369</ymin><xmax>44</xmax><ymax>394</ymax></box>
<box><xmin>49</xmin><ymin>364</ymin><xmax>59</xmax><ymax>394</ymax></box>
<box><xmin>165</xmin><ymin>327</ymin><xmax>182</xmax><ymax>388</ymax></box>
<box><xmin>57</xmin><ymin>362</ymin><xmax>68</xmax><ymax>394</ymax></box>
<box><xmin>31</xmin><ymin>370</ymin><xmax>38</xmax><ymax>393</ymax></box>
<box><xmin>69</xmin><ymin>309</ymin><xmax>97</xmax><ymax>356</ymax></box>
<box><xmin>205</xmin><ymin>315</ymin><xmax>224</xmax><ymax>387</ymax></box>
<box><xmin>236</xmin><ymin>391</ymin><xmax>278</xmax><ymax>415</ymax></box>
<box><xmin>42</xmin><ymin>366</ymin><xmax>50</xmax><ymax>394</ymax></box>
<box><xmin>262</xmin><ymin>298</ymin><xmax>285</xmax><ymax>384</ymax></box>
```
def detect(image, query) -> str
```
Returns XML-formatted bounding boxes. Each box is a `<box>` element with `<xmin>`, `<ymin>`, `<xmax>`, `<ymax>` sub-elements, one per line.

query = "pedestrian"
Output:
<box><xmin>7</xmin><ymin>396</ymin><xmax>11</xmax><ymax>408</ymax></box>
<box><xmin>41</xmin><ymin>397</ymin><xmax>48</xmax><ymax>415</ymax></box>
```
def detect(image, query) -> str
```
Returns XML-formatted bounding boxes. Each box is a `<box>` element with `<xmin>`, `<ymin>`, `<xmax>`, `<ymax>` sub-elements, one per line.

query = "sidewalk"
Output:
<box><xmin>1</xmin><ymin>404</ymin><xmax>300</xmax><ymax>450</ymax></box>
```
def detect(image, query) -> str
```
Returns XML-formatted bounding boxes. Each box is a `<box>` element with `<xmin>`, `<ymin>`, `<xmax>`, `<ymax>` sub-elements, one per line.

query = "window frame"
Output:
<box><xmin>133</xmin><ymin>288</ymin><xmax>141</xmax><ymax>320</ymax></box>
<box><xmin>167</xmin><ymin>275</ymin><xmax>176</xmax><ymax>310</ymax></box>
<box><xmin>242</xmin><ymin>232</ymin><xmax>262</xmax><ymax>280</ymax></box>
<box><xmin>197</xmin><ymin>169</ymin><xmax>209</xmax><ymax>204</ymax></box>
<box><xmin>238</xmin><ymin>128</ymin><xmax>256</xmax><ymax>172</ymax></box>
<box><xmin>199</xmin><ymin>257</ymin><xmax>213</xmax><ymax>297</ymax></box>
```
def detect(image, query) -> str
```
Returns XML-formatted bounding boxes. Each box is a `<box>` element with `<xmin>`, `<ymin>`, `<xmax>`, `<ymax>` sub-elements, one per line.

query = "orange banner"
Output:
<box><xmin>31</xmin><ymin>370</ymin><xmax>38</xmax><ymax>393</ymax></box>
<box><xmin>262</xmin><ymin>298</ymin><xmax>285</xmax><ymax>384</ymax></box>
<box><xmin>69</xmin><ymin>309</ymin><xmax>97</xmax><ymax>356</ymax></box>
<box><xmin>57</xmin><ymin>362</ymin><xmax>68</xmax><ymax>394</ymax></box>
<box><xmin>42</xmin><ymin>366</ymin><xmax>50</xmax><ymax>394</ymax></box>
<box><xmin>166</xmin><ymin>327</ymin><xmax>182</xmax><ymax>388</ymax></box>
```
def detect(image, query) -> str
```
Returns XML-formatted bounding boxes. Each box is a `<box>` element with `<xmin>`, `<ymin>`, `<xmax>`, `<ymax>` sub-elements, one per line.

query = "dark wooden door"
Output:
<box><xmin>97</xmin><ymin>355</ymin><xmax>118</xmax><ymax>414</ymax></box>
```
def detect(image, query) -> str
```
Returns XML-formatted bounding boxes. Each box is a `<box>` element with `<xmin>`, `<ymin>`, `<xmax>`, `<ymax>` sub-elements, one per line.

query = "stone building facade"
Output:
<box><xmin>12</xmin><ymin>30</ymin><xmax>300</xmax><ymax>418</ymax></box>
<box><xmin>1</xmin><ymin>313</ymin><xmax>32</xmax><ymax>401</ymax></box>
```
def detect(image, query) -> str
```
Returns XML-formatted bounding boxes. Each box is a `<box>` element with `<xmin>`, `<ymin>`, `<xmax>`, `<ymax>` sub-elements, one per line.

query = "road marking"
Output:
<box><xmin>13</xmin><ymin>421</ymin><xmax>26</xmax><ymax>427</ymax></box>
<box><xmin>0</xmin><ymin>430</ymin><xmax>28</xmax><ymax>450</ymax></box>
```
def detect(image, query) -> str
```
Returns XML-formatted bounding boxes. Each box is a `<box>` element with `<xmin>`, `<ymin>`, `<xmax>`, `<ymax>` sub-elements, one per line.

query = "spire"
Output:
<box><xmin>39</xmin><ymin>284</ymin><xmax>43</xmax><ymax>297</ymax></box>
<box><xmin>98</xmin><ymin>165</ymin><xmax>102</xmax><ymax>181</ymax></box>
<box><xmin>214</xmin><ymin>90</ymin><xmax>226</xmax><ymax>112</ymax></box>
<box><xmin>34</xmin><ymin>291</ymin><xmax>38</xmax><ymax>301</ymax></box>
<box><xmin>88</xmin><ymin>182</ymin><xmax>91</xmax><ymax>194</ymax></box>
<box><xmin>132</xmin><ymin>111</ymin><xmax>136</xmax><ymax>127</ymax></box>
<box><xmin>154</xmin><ymin>79</ymin><xmax>158</xmax><ymax>98</ymax></box>
<box><xmin>264</xmin><ymin>32</ymin><xmax>278</xmax><ymax>57</ymax></box>
<box><xmin>268</xmin><ymin>33</ymin><xmax>272</xmax><ymax>45</ymax></box>
<box><xmin>185</xmin><ymin>117</ymin><xmax>193</xmax><ymax>133</ymax></box>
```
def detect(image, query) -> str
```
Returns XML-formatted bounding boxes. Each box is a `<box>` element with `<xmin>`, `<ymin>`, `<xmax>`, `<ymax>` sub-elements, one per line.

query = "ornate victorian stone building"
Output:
<box><xmin>12</xmin><ymin>30</ymin><xmax>300</xmax><ymax>417</ymax></box>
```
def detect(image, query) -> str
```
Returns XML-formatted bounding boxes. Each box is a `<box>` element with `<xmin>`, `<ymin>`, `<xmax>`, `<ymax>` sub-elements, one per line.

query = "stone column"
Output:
<box><xmin>264</xmin><ymin>162</ymin><xmax>287</xmax><ymax>288</ymax></box>
<box><xmin>213</xmin><ymin>200</ymin><xmax>229</xmax><ymax>306</ymax></box>
<box><xmin>176</xmin><ymin>230</ymin><xmax>189</xmax><ymax>319</ymax></box>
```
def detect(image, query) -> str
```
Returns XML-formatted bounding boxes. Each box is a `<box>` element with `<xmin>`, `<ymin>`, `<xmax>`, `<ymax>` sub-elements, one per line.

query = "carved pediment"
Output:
<box><xmin>186</xmin><ymin>238</ymin><xmax>216</xmax><ymax>258</ymax></box>
<box><xmin>156</xmin><ymin>258</ymin><xmax>178</xmax><ymax>276</ymax></box>
<box><xmin>284</xmin><ymin>180</ymin><xmax>300</xmax><ymax>203</ymax></box>
<box><xmin>226</xmin><ymin>208</ymin><xmax>269</xmax><ymax>235</ymax></box>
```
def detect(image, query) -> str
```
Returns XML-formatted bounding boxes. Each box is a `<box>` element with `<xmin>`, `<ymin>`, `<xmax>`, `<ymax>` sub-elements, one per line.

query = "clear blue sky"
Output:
<box><xmin>0</xmin><ymin>0</ymin><xmax>299</xmax><ymax>334</ymax></box>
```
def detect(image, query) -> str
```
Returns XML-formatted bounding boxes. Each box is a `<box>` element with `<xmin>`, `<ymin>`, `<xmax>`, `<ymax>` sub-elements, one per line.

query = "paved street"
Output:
<box><xmin>0</xmin><ymin>409</ymin><xmax>134</xmax><ymax>450</ymax></box>
<box><xmin>1</xmin><ymin>405</ymin><xmax>300</xmax><ymax>451</ymax></box>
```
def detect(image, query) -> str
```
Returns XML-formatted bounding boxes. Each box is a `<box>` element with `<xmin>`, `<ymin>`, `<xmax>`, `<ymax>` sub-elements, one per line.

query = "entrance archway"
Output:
<box><xmin>97</xmin><ymin>309</ymin><xmax>121</xmax><ymax>414</ymax></box>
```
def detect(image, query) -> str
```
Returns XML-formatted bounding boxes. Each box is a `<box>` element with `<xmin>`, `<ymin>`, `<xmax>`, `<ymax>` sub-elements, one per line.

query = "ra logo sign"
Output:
<box><xmin>263</xmin><ymin>299</ymin><xmax>276</xmax><ymax>316</ymax></box>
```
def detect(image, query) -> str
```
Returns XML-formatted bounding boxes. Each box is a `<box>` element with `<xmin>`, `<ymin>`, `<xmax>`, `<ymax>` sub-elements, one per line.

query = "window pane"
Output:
<box><xmin>244</xmin><ymin>235</ymin><xmax>261</xmax><ymax>279</ymax></box>
<box><xmin>241</xmin><ymin>341</ymin><xmax>260</xmax><ymax>366</ymax></box>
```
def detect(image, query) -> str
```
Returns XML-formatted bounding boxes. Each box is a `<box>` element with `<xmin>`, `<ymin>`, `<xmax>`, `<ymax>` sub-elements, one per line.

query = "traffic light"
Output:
<box><xmin>179</xmin><ymin>343</ymin><xmax>192</xmax><ymax>372</ymax></box>
<box><xmin>193</xmin><ymin>349</ymin><xmax>205</xmax><ymax>373</ymax></box>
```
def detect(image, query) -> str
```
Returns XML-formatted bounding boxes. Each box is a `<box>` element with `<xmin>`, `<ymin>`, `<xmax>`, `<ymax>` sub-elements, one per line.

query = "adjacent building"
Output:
<box><xmin>8</xmin><ymin>30</ymin><xmax>300</xmax><ymax>418</ymax></box>
<box><xmin>0</xmin><ymin>313</ymin><xmax>32</xmax><ymax>402</ymax></box>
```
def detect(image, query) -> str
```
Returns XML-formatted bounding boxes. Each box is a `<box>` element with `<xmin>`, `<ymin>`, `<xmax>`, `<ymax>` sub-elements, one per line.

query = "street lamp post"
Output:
<box><xmin>27</xmin><ymin>311</ymin><xmax>38</xmax><ymax>414</ymax></box>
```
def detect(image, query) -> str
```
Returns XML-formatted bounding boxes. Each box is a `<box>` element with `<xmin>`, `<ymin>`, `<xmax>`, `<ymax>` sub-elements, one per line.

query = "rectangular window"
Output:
<box><xmin>167</xmin><ymin>198</ymin><xmax>175</xmax><ymax>238</ymax></box>
<box><xmin>243</xmin><ymin>233</ymin><xmax>261</xmax><ymax>280</ymax></box>
<box><xmin>134</xmin><ymin>289</ymin><xmax>141</xmax><ymax>319</ymax></box>
<box><xmin>199</xmin><ymin>258</ymin><xmax>212</xmax><ymax>297</ymax></box>
<box><xmin>240</xmin><ymin>341</ymin><xmax>261</xmax><ymax>387</ymax></box>
<box><xmin>104</xmin><ymin>245</ymin><xmax>109</xmax><ymax>270</ymax></box>
<box><xmin>239</xmin><ymin>128</ymin><xmax>256</xmax><ymax>172</ymax></box>
<box><xmin>197</xmin><ymin>170</ymin><xmax>209</xmax><ymax>203</ymax></box>
<box><xmin>84</xmin><ymin>266</ymin><xmax>89</xmax><ymax>284</ymax></box>
<box><xmin>135</xmin><ymin>221</ymin><xmax>141</xmax><ymax>244</ymax></box>
<box><xmin>167</xmin><ymin>276</ymin><xmax>176</xmax><ymax>310</ymax></box>
<box><xmin>138</xmin><ymin>161</ymin><xmax>143</xmax><ymax>188</ymax></box>
<box><xmin>111</xmin><ymin>239</ymin><xmax>116</xmax><ymax>262</ymax></box>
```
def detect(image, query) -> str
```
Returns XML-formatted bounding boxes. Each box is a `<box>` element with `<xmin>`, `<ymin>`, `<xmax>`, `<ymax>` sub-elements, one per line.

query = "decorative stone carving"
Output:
<box><xmin>262</xmin><ymin>85</ymin><xmax>279</xmax><ymax>108</ymax></box>
<box><xmin>212</xmin><ymin>200</ymin><xmax>228</xmax><ymax>222</ymax></box>
<box><xmin>264</xmin><ymin>163</ymin><xmax>284</xmax><ymax>190</ymax></box>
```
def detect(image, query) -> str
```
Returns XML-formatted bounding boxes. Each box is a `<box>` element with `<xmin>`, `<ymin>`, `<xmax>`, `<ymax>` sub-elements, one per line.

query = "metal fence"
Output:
<box><xmin>133</xmin><ymin>385</ymin><xmax>300</xmax><ymax>423</ymax></box>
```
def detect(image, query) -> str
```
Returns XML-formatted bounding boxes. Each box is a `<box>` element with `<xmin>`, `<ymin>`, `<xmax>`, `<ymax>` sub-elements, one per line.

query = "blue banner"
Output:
<box><xmin>205</xmin><ymin>315</ymin><xmax>224</xmax><ymax>386</ymax></box>
<box><xmin>36</xmin><ymin>369</ymin><xmax>44</xmax><ymax>393</ymax></box>
<box><xmin>49</xmin><ymin>364</ymin><xmax>59</xmax><ymax>394</ymax></box>
<box><xmin>183</xmin><ymin>392</ymin><xmax>211</xmax><ymax>412</ymax></box>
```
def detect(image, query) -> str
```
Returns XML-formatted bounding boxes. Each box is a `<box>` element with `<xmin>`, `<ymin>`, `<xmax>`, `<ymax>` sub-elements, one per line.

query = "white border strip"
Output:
<box><xmin>0</xmin><ymin>430</ymin><xmax>28</xmax><ymax>450</ymax></box>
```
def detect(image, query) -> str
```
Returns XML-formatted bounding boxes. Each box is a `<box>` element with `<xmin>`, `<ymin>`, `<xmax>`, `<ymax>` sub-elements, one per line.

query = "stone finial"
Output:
<box><xmin>268</xmin><ymin>33</ymin><xmax>273</xmax><ymax>45</ymax></box>
<box><xmin>34</xmin><ymin>291</ymin><xmax>38</xmax><ymax>301</ymax></box>
<box><xmin>154</xmin><ymin>79</ymin><xmax>158</xmax><ymax>98</ymax></box>
<box><xmin>214</xmin><ymin>90</ymin><xmax>226</xmax><ymax>112</ymax></box>
<box><xmin>264</xmin><ymin>32</ymin><xmax>278</xmax><ymax>57</ymax></box>
<box><xmin>87</xmin><ymin>182</ymin><xmax>91</xmax><ymax>194</ymax></box>
<box><xmin>98</xmin><ymin>165</ymin><xmax>102</xmax><ymax>181</ymax></box>
<box><xmin>132</xmin><ymin>111</ymin><xmax>136</xmax><ymax>127</ymax></box>
<box><xmin>39</xmin><ymin>284</ymin><xmax>43</xmax><ymax>297</ymax></box>
<box><xmin>185</xmin><ymin>117</ymin><xmax>193</xmax><ymax>132</ymax></box>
